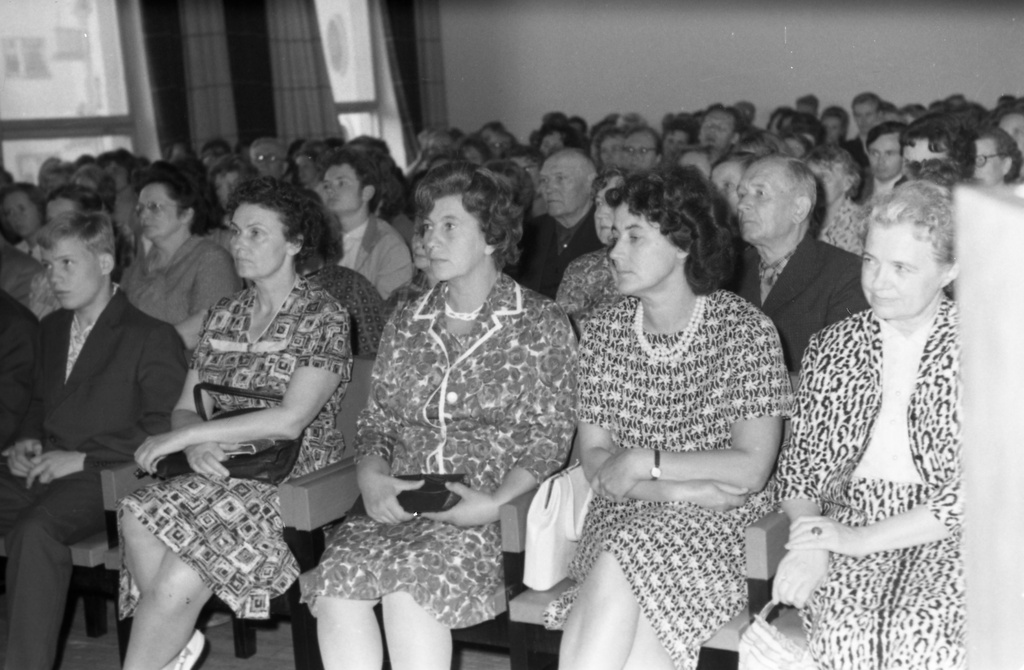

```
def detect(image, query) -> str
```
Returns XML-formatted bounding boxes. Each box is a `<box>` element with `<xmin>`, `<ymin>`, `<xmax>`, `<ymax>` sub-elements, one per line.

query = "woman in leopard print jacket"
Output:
<box><xmin>775</xmin><ymin>180</ymin><xmax>964</xmax><ymax>669</ymax></box>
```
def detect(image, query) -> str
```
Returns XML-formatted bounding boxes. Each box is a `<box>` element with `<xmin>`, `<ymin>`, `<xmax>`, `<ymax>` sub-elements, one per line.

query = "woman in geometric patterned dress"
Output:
<box><xmin>301</xmin><ymin>162</ymin><xmax>577</xmax><ymax>670</ymax></box>
<box><xmin>119</xmin><ymin>177</ymin><xmax>352</xmax><ymax>670</ymax></box>
<box><xmin>774</xmin><ymin>180</ymin><xmax>965</xmax><ymax>669</ymax></box>
<box><xmin>546</xmin><ymin>166</ymin><xmax>793</xmax><ymax>670</ymax></box>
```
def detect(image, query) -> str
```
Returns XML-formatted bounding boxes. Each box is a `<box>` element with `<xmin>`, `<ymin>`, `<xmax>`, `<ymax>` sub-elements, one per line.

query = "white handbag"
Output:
<box><xmin>738</xmin><ymin>600</ymin><xmax>816</xmax><ymax>670</ymax></box>
<box><xmin>523</xmin><ymin>462</ymin><xmax>594</xmax><ymax>591</ymax></box>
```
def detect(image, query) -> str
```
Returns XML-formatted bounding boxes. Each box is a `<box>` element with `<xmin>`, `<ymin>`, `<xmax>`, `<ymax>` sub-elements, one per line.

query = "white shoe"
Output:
<box><xmin>162</xmin><ymin>630</ymin><xmax>206</xmax><ymax>670</ymax></box>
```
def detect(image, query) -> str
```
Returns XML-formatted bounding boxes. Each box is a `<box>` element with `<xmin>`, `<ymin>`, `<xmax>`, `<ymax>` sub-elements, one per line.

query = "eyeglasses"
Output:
<box><xmin>623</xmin><ymin>146</ymin><xmax>656</xmax><ymax>156</ymax></box>
<box><xmin>134</xmin><ymin>201</ymin><xmax>175</xmax><ymax>217</ymax></box>
<box><xmin>975</xmin><ymin>153</ymin><xmax>1006</xmax><ymax>167</ymax></box>
<box><xmin>253</xmin><ymin>153</ymin><xmax>281</xmax><ymax>163</ymax></box>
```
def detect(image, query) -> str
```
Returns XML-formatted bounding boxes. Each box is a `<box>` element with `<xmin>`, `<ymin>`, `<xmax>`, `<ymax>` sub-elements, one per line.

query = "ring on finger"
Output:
<box><xmin>811</xmin><ymin>526</ymin><xmax>823</xmax><ymax>536</ymax></box>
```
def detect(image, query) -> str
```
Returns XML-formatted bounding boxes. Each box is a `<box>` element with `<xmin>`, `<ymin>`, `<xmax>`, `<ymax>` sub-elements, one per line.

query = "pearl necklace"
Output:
<box><xmin>445</xmin><ymin>302</ymin><xmax>483</xmax><ymax>320</ymax></box>
<box><xmin>633</xmin><ymin>296</ymin><xmax>706</xmax><ymax>365</ymax></box>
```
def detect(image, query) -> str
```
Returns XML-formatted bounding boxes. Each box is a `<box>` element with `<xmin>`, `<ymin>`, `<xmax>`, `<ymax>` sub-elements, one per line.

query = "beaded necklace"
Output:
<box><xmin>444</xmin><ymin>302</ymin><xmax>483</xmax><ymax>321</ymax></box>
<box><xmin>633</xmin><ymin>295</ymin><xmax>706</xmax><ymax>365</ymax></box>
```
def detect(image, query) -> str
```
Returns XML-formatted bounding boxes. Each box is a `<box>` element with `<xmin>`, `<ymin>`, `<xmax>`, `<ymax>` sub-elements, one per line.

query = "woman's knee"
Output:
<box><xmin>145</xmin><ymin>554</ymin><xmax>210</xmax><ymax>608</ymax></box>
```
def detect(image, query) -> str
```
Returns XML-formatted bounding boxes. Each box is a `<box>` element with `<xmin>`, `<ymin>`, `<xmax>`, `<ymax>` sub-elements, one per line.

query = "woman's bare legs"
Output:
<box><xmin>316</xmin><ymin>596</ymin><xmax>384</xmax><ymax>670</ymax></box>
<box><xmin>121</xmin><ymin>511</ymin><xmax>213</xmax><ymax>670</ymax></box>
<box><xmin>382</xmin><ymin>591</ymin><xmax>452</xmax><ymax>670</ymax></box>
<box><xmin>559</xmin><ymin>551</ymin><xmax>672</xmax><ymax>670</ymax></box>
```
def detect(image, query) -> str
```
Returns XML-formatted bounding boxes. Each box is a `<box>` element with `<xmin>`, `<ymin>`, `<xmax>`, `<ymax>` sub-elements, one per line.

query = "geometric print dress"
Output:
<box><xmin>118</xmin><ymin>278</ymin><xmax>352</xmax><ymax>619</ymax></box>
<box><xmin>544</xmin><ymin>291</ymin><xmax>793</xmax><ymax>670</ymax></box>
<box><xmin>776</xmin><ymin>300</ymin><xmax>965</xmax><ymax>669</ymax></box>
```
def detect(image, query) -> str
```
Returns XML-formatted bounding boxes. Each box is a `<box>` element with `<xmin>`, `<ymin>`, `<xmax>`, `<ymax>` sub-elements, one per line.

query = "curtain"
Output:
<box><xmin>264</xmin><ymin>0</ymin><xmax>339</xmax><ymax>144</ymax></box>
<box><xmin>179</xmin><ymin>0</ymin><xmax>238</xmax><ymax>149</ymax></box>
<box><xmin>380</xmin><ymin>0</ymin><xmax>418</xmax><ymax>160</ymax></box>
<box><xmin>413</xmin><ymin>0</ymin><xmax>447</xmax><ymax>132</ymax></box>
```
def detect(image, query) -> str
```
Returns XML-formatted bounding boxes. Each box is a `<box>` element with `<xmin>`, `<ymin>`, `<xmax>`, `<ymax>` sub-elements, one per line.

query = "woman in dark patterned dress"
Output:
<box><xmin>121</xmin><ymin>177</ymin><xmax>352</xmax><ymax>670</ymax></box>
<box><xmin>546</xmin><ymin>166</ymin><xmax>792</xmax><ymax>670</ymax></box>
<box><xmin>301</xmin><ymin>162</ymin><xmax>577</xmax><ymax>670</ymax></box>
<box><xmin>555</xmin><ymin>167</ymin><xmax>625</xmax><ymax>333</ymax></box>
<box><xmin>774</xmin><ymin>180</ymin><xmax>964</xmax><ymax>669</ymax></box>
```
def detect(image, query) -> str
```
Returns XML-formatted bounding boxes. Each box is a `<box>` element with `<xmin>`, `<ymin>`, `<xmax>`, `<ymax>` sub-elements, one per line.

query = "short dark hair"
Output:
<box><xmin>703</xmin><ymin>104</ymin><xmax>748</xmax><ymax>134</ymax></box>
<box><xmin>414</xmin><ymin>161</ymin><xmax>523</xmax><ymax>270</ymax></box>
<box><xmin>226</xmin><ymin>176</ymin><xmax>325</xmax><ymax>262</ymax></box>
<box><xmin>0</xmin><ymin>182</ymin><xmax>46</xmax><ymax>222</ymax></box>
<box><xmin>821</xmin><ymin>106</ymin><xmax>850</xmax><ymax>137</ymax></box>
<box><xmin>606</xmin><ymin>166</ymin><xmax>734</xmax><ymax>294</ymax></box>
<box><xmin>46</xmin><ymin>183</ymin><xmax>106</xmax><ymax>215</ymax></box>
<box><xmin>208</xmin><ymin>154</ymin><xmax>259</xmax><ymax>185</ymax></box>
<box><xmin>320</xmin><ymin>148</ymin><xmax>383</xmax><ymax>212</ymax></box>
<box><xmin>866</xmin><ymin>121</ymin><xmax>908</xmax><ymax>148</ymax></box>
<box><xmin>900</xmin><ymin>113</ymin><xmax>976</xmax><ymax>180</ymax></box>
<box><xmin>976</xmin><ymin>125</ymin><xmax>1023</xmax><ymax>183</ymax></box>
<box><xmin>624</xmin><ymin>125</ymin><xmax>662</xmax><ymax>155</ymax></box>
<box><xmin>852</xmin><ymin>92</ymin><xmax>882</xmax><ymax>109</ymax></box>
<box><xmin>133</xmin><ymin>161</ymin><xmax>211</xmax><ymax>235</ymax></box>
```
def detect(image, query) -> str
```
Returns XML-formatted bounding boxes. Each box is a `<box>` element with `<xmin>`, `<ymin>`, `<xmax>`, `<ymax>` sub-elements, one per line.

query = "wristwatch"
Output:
<box><xmin>650</xmin><ymin>449</ymin><xmax>662</xmax><ymax>480</ymax></box>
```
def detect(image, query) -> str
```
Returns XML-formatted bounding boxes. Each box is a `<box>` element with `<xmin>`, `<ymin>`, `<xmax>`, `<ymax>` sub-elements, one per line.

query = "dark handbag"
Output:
<box><xmin>348</xmin><ymin>473</ymin><xmax>467</xmax><ymax>516</ymax></box>
<box><xmin>151</xmin><ymin>383</ymin><xmax>303</xmax><ymax>485</ymax></box>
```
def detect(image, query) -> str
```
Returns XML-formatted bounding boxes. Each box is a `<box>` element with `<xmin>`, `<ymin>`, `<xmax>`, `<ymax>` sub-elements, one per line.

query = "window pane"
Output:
<box><xmin>3</xmin><ymin>135</ymin><xmax>133</xmax><ymax>183</ymax></box>
<box><xmin>0</xmin><ymin>0</ymin><xmax>128</xmax><ymax>119</ymax></box>
<box><xmin>314</xmin><ymin>0</ymin><xmax>376</xmax><ymax>104</ymax></box>
<box><xmin>337</xmin><ymin>112</ymin><xmax>379</xmax><ymax>141</ymax></box>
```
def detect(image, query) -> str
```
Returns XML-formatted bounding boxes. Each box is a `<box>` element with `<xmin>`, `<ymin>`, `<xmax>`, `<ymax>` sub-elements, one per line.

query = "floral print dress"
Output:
<box><xmin>301</xmin><ymin>274</ymin><xmax>577</xmax><ymax>628</ymax></box>
<box><xmin>118</xmin><ymin>279</ymin><xmax>352</xmax><ymax>619</ymax></box>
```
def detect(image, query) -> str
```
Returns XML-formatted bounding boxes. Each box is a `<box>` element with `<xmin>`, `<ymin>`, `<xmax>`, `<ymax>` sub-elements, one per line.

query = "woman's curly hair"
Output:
<box><xmin>226</xmin><ymin>176</ymin><xmax>326</xmax><ymax>262</ymax></box>
<box><xmin>414</xmin><ymin>161</ymin><xmax>523</xmax><ymax>269</ymax></box>
<box><xmin>606</xmin><ymin>166</ymin><xmax>735</xmax><ymax>295</ymax></box>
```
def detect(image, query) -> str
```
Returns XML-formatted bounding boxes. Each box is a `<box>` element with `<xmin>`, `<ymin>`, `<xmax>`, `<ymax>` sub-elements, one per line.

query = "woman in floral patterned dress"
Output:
<box><xmin>301</xmin><ymin>162</ymin><xmax>577</xmax><ymax>670</ymax></box>
<box><xmin>121</xmin><ymin>177</ymin><xmax>352</xmax><ymax>670</ymax></box>
<box><xmin>556</xmin><ymin>167</ymin><xmax>625</xmax><ymax>333</ymax></box>
<box><xmin>547</xmin><ymin>166</ymin><xmax>792</xmax><ymax>670</ymax></box>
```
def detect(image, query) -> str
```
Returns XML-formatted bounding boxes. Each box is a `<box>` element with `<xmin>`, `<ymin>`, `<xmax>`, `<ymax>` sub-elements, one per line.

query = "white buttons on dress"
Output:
<box><xmin>446</xmin><ymin>391</ymin><xmax>458</xmax><ymax>404</ymax></box>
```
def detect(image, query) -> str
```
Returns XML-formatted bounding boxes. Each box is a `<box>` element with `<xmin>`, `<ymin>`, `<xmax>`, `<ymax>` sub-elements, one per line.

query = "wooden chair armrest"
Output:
<box><xmin>500</xmin><ymin>489</ymin><xmax>537</xmax><ymax>554</ymax></box>
<box><xmin>279</xmin><ymin>457</ymin><xmax>359</xmax><ymax>532</ymax></box>
<box><xmin>745</xmin><ymin>510</ymin><xmax>790</xmax><ymax>580</ymax></box>
<box><xmin>101</xmin><ymin>463</ymin><xmax>155</xmax><ymax>511</ymax></box>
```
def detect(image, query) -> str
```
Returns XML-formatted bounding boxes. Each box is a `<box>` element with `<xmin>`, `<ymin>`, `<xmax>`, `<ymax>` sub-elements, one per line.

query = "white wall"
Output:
<box><xmin>438</xmin><ymin>0</ymin><xmax>1023</xmax><ymax>140</ymax></box>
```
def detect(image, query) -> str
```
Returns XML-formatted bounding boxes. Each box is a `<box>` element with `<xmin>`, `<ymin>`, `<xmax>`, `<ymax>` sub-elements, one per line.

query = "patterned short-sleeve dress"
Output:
<box><xmin>118</xmin><ymin>279</ymin><xmax>352</xmax><ymax>619</ymax></box>
<box><xmin>301</xmin><ymin>275</ymin><xmax>578</xmax><ymax>628</ymax></box>
<box><xmin>544</xmin><ymin>291</ymin><xmax>792</xmax><ymax>670</ymax></box>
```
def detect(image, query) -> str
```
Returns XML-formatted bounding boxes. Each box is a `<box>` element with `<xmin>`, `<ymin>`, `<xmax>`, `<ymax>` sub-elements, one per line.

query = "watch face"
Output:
<box><xmin>651</xmin><ymin>466</ymin><xmax>662</xmax><ymax>480</ymax></box>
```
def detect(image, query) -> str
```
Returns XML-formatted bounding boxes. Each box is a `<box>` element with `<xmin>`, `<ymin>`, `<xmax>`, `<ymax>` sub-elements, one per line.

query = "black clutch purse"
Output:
<box><xmin>151</xmin><ymin>383</ymin><xmax>303</xmax><ymax>486</ymax></box>
<box><xmin>348</xmin><ymin>473</ymin><xmax>467</xmax><ymax>516</ymax></box>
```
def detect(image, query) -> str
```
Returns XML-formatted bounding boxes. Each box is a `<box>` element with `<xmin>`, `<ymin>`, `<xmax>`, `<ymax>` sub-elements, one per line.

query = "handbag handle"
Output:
<box><xmin>757</xmin><ymin>599</ymin><xmax>782</xmax><ymax>620</ymax></box>
<box><xmin>192</xmin><ymin>382</ymin><xmax>284</xmax><ymax>421</ymax></box>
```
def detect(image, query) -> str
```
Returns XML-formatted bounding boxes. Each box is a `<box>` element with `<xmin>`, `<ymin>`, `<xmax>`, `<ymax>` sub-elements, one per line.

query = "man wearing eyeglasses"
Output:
<box><xmin>622</xmin><ymin>126</ymin><xmax>662</xmax><ymax>172</ymax></box>
<box><xmin>249</xmin><ymin>137</ymin><xmax>287</xmax><ymax>180</ymax></box>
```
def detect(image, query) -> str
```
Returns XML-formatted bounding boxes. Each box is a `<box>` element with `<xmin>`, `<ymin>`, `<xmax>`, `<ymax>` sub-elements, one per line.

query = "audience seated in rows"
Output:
<box><xmin>1</xmin><ymin>84</ymin><xmax>1013</xmax><ymax>670</ymax></box>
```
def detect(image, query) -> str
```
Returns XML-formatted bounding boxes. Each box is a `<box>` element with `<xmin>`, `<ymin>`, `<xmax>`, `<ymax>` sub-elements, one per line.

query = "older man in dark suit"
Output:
<box><xmin>515</xmin><ymin>149</ymin><xmax>599</xmax><ymax>298</ymax></box>
<box><xmin>732</xmin><ymin>156</ymin><xmax>868</xmax><ymax>378</ymax></box>
<box><xmin>0</xmin><ymin>212</ymin><xmax>186</xmax><ymax>670</ymax></box>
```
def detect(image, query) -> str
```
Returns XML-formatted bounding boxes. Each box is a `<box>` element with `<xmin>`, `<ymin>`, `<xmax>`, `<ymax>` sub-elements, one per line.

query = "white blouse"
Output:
<box><xmin>852</xmin><ymin>315</ymin><xmax>934</xmax><ymax>484</ymax></box>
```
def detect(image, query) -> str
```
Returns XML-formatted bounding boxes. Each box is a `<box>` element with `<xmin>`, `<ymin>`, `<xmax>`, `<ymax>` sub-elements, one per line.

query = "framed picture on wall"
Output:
<box><xmin>312</xmin><ymin>0</ymin><xmax>376</xmax><ymax>105</ymax></box>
